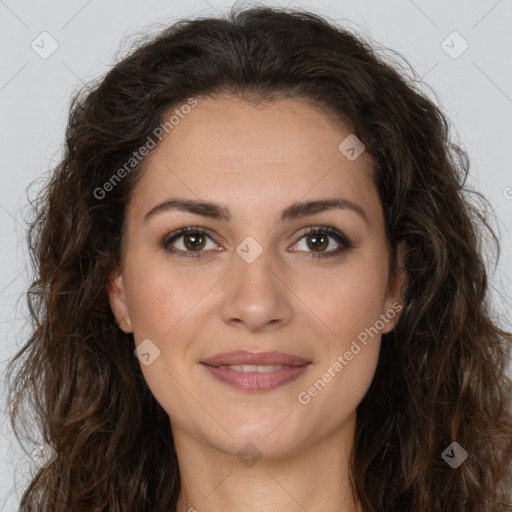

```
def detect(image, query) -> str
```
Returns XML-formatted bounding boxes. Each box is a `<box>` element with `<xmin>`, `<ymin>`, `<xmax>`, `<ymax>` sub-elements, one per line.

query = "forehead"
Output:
<box><xmin>126</xmin><ymin>95</ymin><xmax>380</xmax><ymax>226</ymax></box>
<box><xmin>155</xmin><ymin>95</ymin><xmax>358</xmax><ymax>164</ymax></box>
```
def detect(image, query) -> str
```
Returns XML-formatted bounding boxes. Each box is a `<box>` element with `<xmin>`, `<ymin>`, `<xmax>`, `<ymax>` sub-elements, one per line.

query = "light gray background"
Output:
<box><xmin>1</xmin><ymin>0</ymin><xmax>511</xmax><ymax>509</ymax></box>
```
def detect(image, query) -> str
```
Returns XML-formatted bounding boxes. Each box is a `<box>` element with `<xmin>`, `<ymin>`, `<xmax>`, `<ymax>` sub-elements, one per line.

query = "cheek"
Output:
<box><xmin>128</xmin><ymin>279</ymin><xmax>196</xmax><ymax>419</ymax></box>
<box><xmin>123</xmin><ymin>262</ymin><xmax>207</xmax><ymax>409</ymax></box>
<box><xmin>296</xmin><ymin>265</ymin><xmax>386</xmax><ymax>423</ymax></box>
<box><xmin>303</xmin><ymin>257</ymin><xmax>389</xmax><ymax>342</ymax></box>
<box><xmin>125</xmin><ymin>260</ymin><xmax>199</xmax><ymax>339</ymax></box>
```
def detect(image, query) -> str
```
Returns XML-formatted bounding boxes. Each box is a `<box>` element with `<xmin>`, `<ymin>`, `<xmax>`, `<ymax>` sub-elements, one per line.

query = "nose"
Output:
<box><xmin>220</xmin><ymin>247</ymin><xmax>294</xmax><ymax>333</ymax></box>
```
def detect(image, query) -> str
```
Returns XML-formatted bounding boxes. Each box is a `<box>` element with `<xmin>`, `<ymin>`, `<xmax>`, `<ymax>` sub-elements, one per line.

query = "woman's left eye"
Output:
<box><xmin>293</xmin><ymin>227</ymin><xmax>354</xmax><ymax>258</ymax></box>
<box><xmin>161</xmin><ymin>226</ymin><xmax>354</xmax><ymax>259</ymax></box>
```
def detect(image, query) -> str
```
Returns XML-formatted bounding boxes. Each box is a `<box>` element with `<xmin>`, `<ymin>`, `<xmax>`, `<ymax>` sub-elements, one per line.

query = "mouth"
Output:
<box><xmin>200</xmin><ymin>351</ymin><xmax>312</xmax><ymax>391</ymax></box>
<box><xmin>216</xmin><ymin>364</ymin><xmax>294</xmax><ymax>373</ymax></box>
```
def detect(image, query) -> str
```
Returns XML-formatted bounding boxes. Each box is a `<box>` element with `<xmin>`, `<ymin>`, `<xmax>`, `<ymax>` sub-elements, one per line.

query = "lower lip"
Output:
<box><xmin>201</xmin><ymin>363</ymin><xmax>311</xmax><ymax>391</ymax></box>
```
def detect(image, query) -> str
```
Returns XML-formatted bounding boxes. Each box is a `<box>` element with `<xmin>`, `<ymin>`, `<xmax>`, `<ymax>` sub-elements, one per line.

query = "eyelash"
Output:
<box><xmin>160</xmin><ymin>226</ymin><xmax>355</xmax><ymax>260</ymax></box>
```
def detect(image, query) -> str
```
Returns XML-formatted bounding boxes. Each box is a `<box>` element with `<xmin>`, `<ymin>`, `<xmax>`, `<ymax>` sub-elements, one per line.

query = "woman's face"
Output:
<box><xmin>108</xmin><ymin>95</ymin><xmax>404</xmax><ymax>458</ymax></box>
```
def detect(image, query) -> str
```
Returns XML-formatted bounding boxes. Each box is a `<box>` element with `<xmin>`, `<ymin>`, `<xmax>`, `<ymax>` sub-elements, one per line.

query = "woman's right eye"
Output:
<box><xmin>161</xmin><ymin>227</ymin><xmax>218</xmax><ymax>258</ymax></box>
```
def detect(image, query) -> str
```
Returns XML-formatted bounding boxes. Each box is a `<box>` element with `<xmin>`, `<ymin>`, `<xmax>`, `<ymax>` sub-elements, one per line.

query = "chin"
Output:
<box><xmin>210</xmin><ymin>415</ymin><xmax>307</xmax><ymax>457</ymax></box>
<box><xmin>213</xmin><ymin>433</ymin><xmax>302</xmax><ymax>462</ymax></box>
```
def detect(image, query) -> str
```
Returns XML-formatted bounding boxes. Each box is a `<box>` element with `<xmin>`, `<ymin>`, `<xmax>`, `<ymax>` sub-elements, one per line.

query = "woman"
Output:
<box><xmin>7</xmin><ymin>5</ymin><xmax>512</xmax><ymax>512</ymax></box>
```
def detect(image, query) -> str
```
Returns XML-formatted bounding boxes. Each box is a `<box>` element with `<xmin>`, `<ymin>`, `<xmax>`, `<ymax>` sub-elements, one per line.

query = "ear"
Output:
<box><xmin>381</xmin><ymin>241</ymin><xmax>407</xmax><ymax>334</ymax></box>
<box><xmin>107</xmin><ymin>269</ymin><xmax>133</xmax><ymax>333</ymax></box>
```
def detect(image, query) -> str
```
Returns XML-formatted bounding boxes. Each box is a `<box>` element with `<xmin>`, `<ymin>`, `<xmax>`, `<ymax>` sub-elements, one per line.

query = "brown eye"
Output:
<box><xmin>305</xmin><ymin>232</ymin><xmax>329</xmax><ymax>252</ymax></box>
<box><xmin>161</xmin><ymin>227</ymin><xmax>217</xmax><ymax>258</ymax></box>
<box><xmin>293</xmin><ymin>227</ymin><xmax>355</xmax><ymax>259</ymax></box>
<box><xmin>182</xmin><ymin>232</ymin><xmax>207</xmax><ymax>251</ymax></box>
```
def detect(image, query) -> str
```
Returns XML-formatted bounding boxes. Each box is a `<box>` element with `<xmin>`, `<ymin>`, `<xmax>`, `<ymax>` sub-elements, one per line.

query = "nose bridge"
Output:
<box><xmin>220</xmin><ymin>236</ymin><xmax>292</xmax><ymax>330</ymax></box>
<box><xmin>232</xmin><ymin>236</ymin><xmax>279</xmax><ymax>301</ymax></box>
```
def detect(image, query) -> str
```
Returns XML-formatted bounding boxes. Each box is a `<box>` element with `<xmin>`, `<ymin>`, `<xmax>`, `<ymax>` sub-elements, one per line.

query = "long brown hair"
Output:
<box><xmin>6</xmin><ymin>5</ymin><xmax>512</xmax><ymax>511</ymax></box>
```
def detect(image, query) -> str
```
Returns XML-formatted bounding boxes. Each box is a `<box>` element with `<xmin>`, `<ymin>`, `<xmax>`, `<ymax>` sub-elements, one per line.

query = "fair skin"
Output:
<box><xmin>108</xmin><ymin>95</ymin><xmax>405</xmax><ymax>512</ymax></box>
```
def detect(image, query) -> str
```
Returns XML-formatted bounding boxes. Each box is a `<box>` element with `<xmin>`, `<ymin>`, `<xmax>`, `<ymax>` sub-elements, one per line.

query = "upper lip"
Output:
<box><xmin>200</xmin><ymin>350</ymin><xmax>311</xmax><ymax>367</ymax></box>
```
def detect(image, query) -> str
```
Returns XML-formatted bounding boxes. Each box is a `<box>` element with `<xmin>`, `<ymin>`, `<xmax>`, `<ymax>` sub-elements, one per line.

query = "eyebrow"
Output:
<box><xmin>144</xmin><ymin>197</ymin><xmax>370</xmax><ymax>228</ymax></box>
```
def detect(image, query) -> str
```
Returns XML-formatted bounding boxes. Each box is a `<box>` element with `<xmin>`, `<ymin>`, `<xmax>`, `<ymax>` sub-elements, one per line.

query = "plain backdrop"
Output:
<box><xmin>0</xmin><ymin>0</ymin><xmax>511</xmax><ymax>509</ymax></box>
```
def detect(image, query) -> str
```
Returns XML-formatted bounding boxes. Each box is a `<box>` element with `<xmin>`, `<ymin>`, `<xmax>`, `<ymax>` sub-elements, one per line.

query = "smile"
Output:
<box><xmin>201</xmin><ymin>362</ymin><xmax>311</xmax><ymax>391</ymax></box>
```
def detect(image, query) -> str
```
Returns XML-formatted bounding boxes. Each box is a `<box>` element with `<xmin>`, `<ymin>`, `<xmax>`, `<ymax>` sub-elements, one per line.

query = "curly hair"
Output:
<box><xmin>6</xmin><ymin>4</ymin><xmax>512</xmax><ymax>511</ymax></box>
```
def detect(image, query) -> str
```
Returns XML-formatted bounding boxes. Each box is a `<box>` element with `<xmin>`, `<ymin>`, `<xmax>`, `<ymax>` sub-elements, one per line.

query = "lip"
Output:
<box><xmin>200</xmin><ymin>350</ymin><xmax>311</xmax><ymax>367</ymax></box>
<box><xmin>200</xmin><ymin>351</ymin><xmax>312</xmax><ymax>392</ymax></box>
